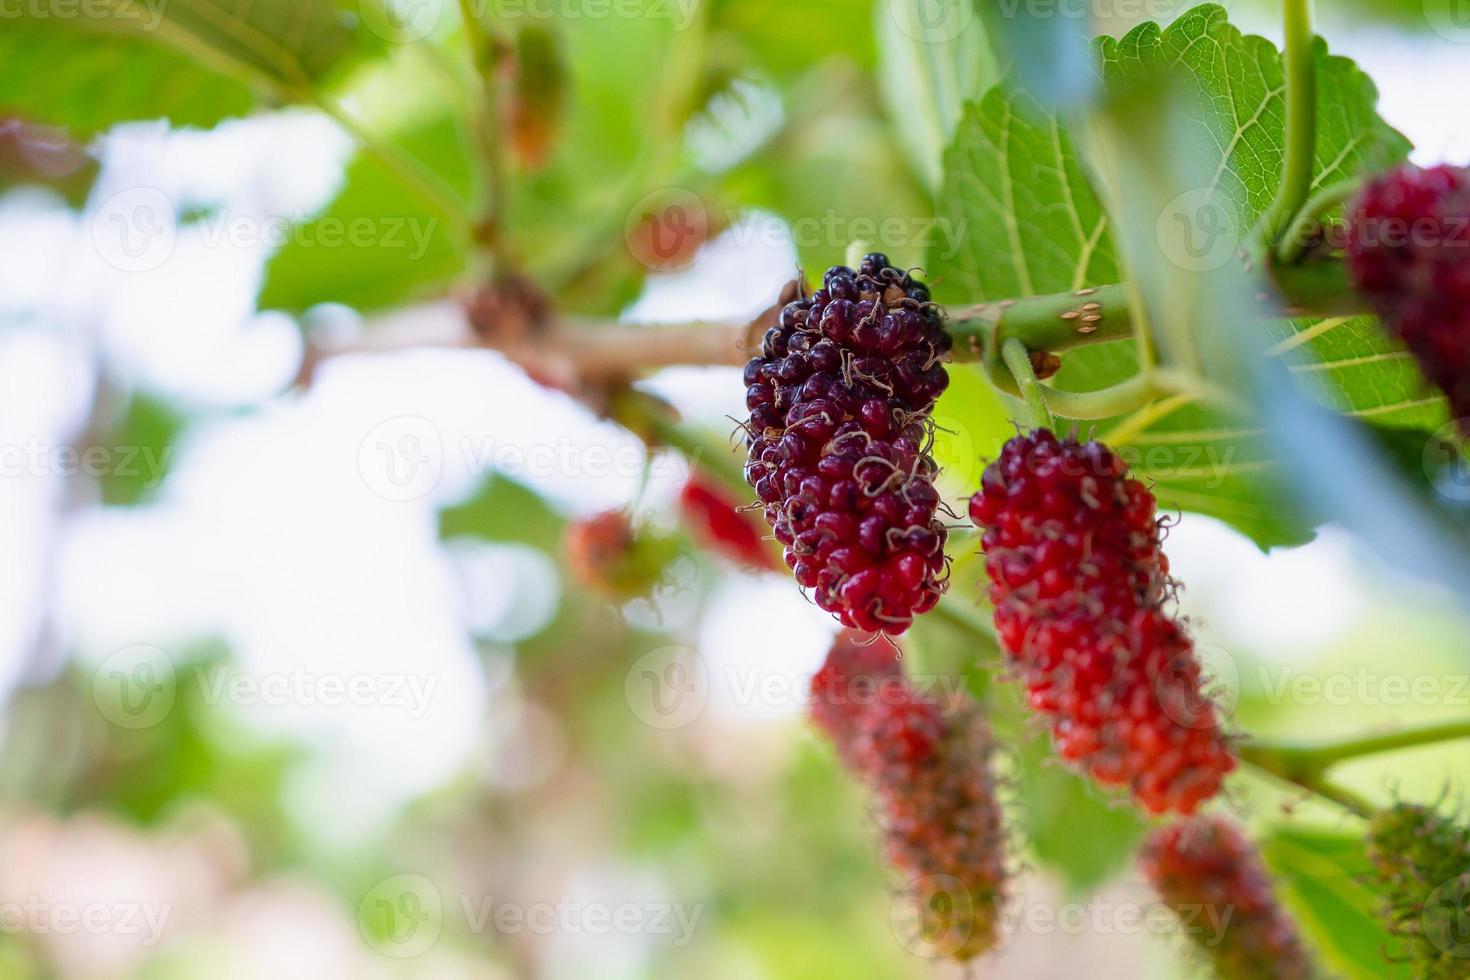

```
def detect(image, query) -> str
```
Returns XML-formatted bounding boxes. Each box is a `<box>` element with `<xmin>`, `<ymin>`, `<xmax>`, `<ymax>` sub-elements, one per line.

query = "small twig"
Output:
<box><xmin>1001</xmin><ymin>338</ymin><xmax>1054</xmax><ymax>430</ymax></box>
<box><xmin>1276</xmin><ymin>178</ymin><xmax>1361</xmax><ymax>265</ymax></box>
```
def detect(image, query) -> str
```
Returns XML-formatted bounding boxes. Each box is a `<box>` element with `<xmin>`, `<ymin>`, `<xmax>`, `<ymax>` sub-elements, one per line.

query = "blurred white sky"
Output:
<box><xmin>0</xmin><ymin>23</ymin><xmax>1468</xmax><ymax>842</ymax></box>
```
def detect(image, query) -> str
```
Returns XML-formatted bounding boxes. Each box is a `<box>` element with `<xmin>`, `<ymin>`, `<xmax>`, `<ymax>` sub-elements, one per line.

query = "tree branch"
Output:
<box><xmin>303</xmin><ymin>258</ymin><xmax>1370</xmax><ymax>395</ymax></box>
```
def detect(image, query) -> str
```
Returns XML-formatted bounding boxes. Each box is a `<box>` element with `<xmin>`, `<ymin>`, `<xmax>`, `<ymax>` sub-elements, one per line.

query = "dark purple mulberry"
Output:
<box><xmin>1346</xmin><ymin>163</ymin><xmax>1470</xmax><ymax>429</ymax></box>
<box><xmin>743</xmin><ymin>254</ymin><xmax>951</xmax><ymax>635</ymax></box>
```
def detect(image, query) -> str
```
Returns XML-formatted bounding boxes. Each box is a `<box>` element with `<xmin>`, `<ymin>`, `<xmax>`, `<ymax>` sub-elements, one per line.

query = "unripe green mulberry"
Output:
<box><xmin>1366</xmin><ymin>803</ymin><xmax>1470</xmax><ymax>977</ymax></box>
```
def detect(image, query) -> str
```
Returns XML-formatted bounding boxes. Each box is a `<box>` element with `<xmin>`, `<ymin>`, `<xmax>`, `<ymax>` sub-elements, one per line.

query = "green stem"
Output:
<box><xmin>1237</xmin><ymin>743</ymin><xmax>1374</xmax><ymax>817</ymax></box>
<box><xmin>949</xmin><ymin>262</ymin><xmax>1368</xmax><ymax>372</ymax></box>
<box><xmin>457</xmin><ymin>0</ymin><xmax>513</xmax><ymax>272</ymax></box>
<box><xmin>1041</xmin><ymin>374</ymin><xmax>1161</xmax><ymax>421</ymax></box>
<box><xmin>608</xmin><ymin>388</ymin><xmax>747</xmax><ymax>492</ymax></box>
<box><xmin>1277</xmin><ymin>178</ymin><xmax>1361</xmax><ymax>264</ymax></box>
<box><xmin>1241</xmin><ymin>719</ymin><xmax>1470</xmax><ymax>818</ymax></box>
<box><xmin>1001</xmin><ymin>338</ymin><xmax>1055</xmax><ymax>430</ymax></box>
<box><xmin>1261</xmin><ymin>0</ymin><xmax>1318</xmax><ymax>248</ymax></box>
<box><xmin>949</xmin><ymin>284</ymin><xmax>1134</xmax><ymax>365</ymax></box>
<box><xmin>1242</xmin><ymin>719</ymin><xmax>1470</xmax><ymax>772</ymax></box>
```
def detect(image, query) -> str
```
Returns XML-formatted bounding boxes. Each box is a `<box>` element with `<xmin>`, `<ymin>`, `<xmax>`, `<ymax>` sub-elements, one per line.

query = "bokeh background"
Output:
<box><xmin>3</xmin><ymin>0</ymin><xmax>1470</xmax><ymax>977</ymax></box>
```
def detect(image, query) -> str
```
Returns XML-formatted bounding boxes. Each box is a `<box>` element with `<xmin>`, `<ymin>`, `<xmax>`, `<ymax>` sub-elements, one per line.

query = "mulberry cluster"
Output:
<box><xmin>809</xmin><ymin>632</ymin><xmax>1007</xmax><ymax>961</ymax></box>
<box><xmin>1141</xmin><ymin>817</ymin><xmax>1314</xmax><ymax>980</ymax></box>
<box><xmin>677</xmin><ymin>476</ymin><xmax>776</xmax><ymax>570</ymax></box>
<box><xmin>968</xmin><ymin>430</ymin><xmax>1234</xmax><ymax>814</ymax></box>
<box><xmin>743</xmin><ymin>254</ymin><xmax>951</xmax><ymax>635</ymax></box>
<box><xmin>1346</xmin><ymin>163</ymin><xmax>1470</xmax><ymax>429</ymax></box>
<box><xmin>1367</xmin><ymin>803</ymin><xmax>1470</xmax><ymax>977</ymax></box>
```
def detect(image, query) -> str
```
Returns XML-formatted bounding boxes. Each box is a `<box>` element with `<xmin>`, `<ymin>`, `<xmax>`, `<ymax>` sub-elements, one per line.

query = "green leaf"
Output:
<box><xmin>439</xmin><ymin>473</ymin><xmax>565</xmax><ymax>552</ymax></box>
<box><xmin>1010</xmin><ymin>724</ymin><xmax>1145</xmax><ymax>893</ymax></box>
<box><xmin>707</xmin><ymin>0</ymin><xmax>876</xmax><ymax>79</ymax></box>
<box><xmin>929</xmin><ymin>5</ymin><xmax>1416</xmax><ymax>547</ymax></box>
<box><xmin>1261</xmin><ymin>827</ymin><xmax>1409</xmax><ymax>979</ymax></box>
<box><xmin>723</xmin><ymin>89</ymin><xmax>930</xmax><ymax>274</ymax></box>
<box><xmin>257</xmin><ymin>111</ymin><xmax>474</xmax><ymax>313</ymax></box>
<box><xmin>0</xmin><ymin>0</ymin><xmax>375</xmax><ymax>137</ymax></box>
<box><xmin>96</xmin><ymin>392</ymin><xmax>184</xmax><ymax>506</ymax></box>
<box><xmin>875</xmin><ymin>0</ymin><xmax>998</xmax><ymax>193</ymax></box>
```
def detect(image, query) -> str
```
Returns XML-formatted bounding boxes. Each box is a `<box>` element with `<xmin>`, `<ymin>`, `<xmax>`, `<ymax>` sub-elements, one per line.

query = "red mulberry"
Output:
<box><xmin>678</xmin><ymin>476</ymin><xmax>776</xmax><ymax>570</ymax></box>
<box><xmin>968</xmin><ymin>430</ymin><xmax>1234</xmax><ymax>814</ymax></box>
<box><xmin>1367</xmin><ymin>803</ymin><xmax>1470</xmax><ymax>977</ymax></box>
<box><xmin>809</xmin><ymin>634</ymin><xmax>1007</xmax><ymax>960</ymax></box>
<box><xmin>807</xmin><ymin>629</ymin><xmax>905</xmax><ymax>753</ymax></box>
<box><xmin>1346</xmin><ymin>163</ymin><xmax>1470</xmax><ymax>429</ymax></box>
<box><xmin>1141</xmin><ymin>816</ymin><xmax>1314</xmax><ymax>979</ymax></box>
<box><xmin>564</xmin><ymin>509</ymin><xmax>676</xmax><ymax>600</ymax></box>
<box><xmin>743</xmin><ymin>253</ymin><xmax>951</xmax><ymax>635</ymax></box>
